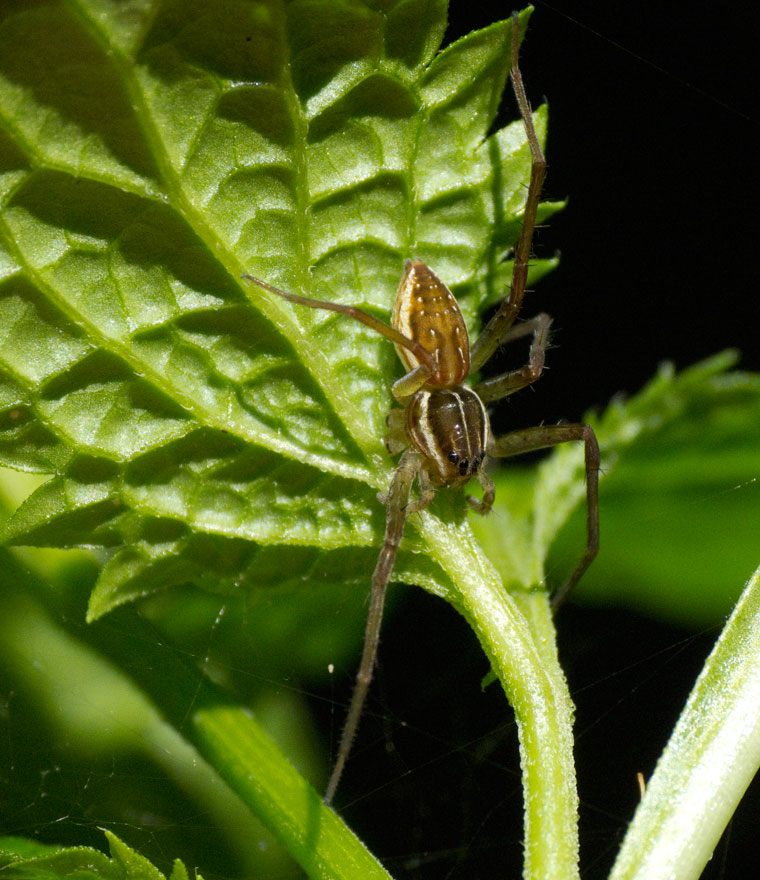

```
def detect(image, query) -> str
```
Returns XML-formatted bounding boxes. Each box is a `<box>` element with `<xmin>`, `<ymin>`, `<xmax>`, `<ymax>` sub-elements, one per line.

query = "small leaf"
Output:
<box><xmin>0</xmin><ymin>830</ymin><xmax>186</xmax><ymax>880</ymax></box>
<box><xmin>105</xmin><ymin>832</ymin><xmax>165</xmax><ymax>880</ymax></box>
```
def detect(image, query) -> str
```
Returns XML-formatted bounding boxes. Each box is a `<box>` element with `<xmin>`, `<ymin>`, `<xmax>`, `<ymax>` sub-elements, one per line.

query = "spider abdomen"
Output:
<box><xmin>392</xmin><ymin>259</ymin><xmax>470</xmax><ymax>387</ymax></box>
<box><xmin>408</xmin><ymin>386</ymin><xmax>490</xmax><ymax>485</ymax></box>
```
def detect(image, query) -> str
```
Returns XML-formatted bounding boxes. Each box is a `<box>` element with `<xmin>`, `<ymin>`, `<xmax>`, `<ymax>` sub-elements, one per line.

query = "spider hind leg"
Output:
<box><xmin>489</xmin><ymin>422</ymin><xmax>600</xmax><ymax>610</ymax></box>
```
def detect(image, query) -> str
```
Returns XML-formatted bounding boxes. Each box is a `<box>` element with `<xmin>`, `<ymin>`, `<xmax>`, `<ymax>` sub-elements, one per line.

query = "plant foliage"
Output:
<box><xmin>3</xmin><ymin>2</ymin><xmax>760</xmax><ymax>879</ymax></box>
<box><xmin>0</xmin><ymin>0</ymin><xmax>559</xmax><ymax>621</ymax></box>
<box><xmin>0</xmin><ymin>830</ymin><xmax>201</xmax><ymax>880</ymax></box>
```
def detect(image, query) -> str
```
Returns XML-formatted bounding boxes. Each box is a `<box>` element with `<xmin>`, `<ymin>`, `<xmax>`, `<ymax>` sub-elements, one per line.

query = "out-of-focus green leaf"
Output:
<box><xmin>0</xmin><ymin>829</ymin><xmax>200</xmax><ymax>880</ymax></box>
<box><xmin>474</xmin><ymin>352</ymin><xmax>760</xmax><ymax>626</ymax></box>
<box><xmin>0</xmin><ymin>556</ymin><xmax>387</xmax><ymax>878</ymax></box>
<box><xmin>576</xmin><ymin>354</ymin><xmax>760</xmax><ymax>625</ymax></box>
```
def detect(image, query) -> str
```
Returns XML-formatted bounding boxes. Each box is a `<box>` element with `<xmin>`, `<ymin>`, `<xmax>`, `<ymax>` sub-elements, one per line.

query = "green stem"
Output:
<box><xmin>609</xmin><ymin>564</ymin><xmax>760</xmax><ymax>880</ymax></box>
<box><xmin>422</xmin><ymin>516</ymin><xmax>579</xmax><ymax>880</ymax></box>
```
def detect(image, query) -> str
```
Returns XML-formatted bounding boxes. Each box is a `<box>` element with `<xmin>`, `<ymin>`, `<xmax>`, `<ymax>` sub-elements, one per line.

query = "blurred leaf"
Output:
<box><xmin>0</xmin><ymin>557</ymin><xmax>386</xmax><ymax>878</ymax></box>
<box><xmin>474</xmin><ymin>352</ymin><xmax>760</xmax><ymax>626</ymax></box>
<box><xmin>0</xmin><ymin>829</ymin><xmax>200</xmax><ymax>880</ymax></box>
<box><xmin>576</xmin><ymin>354</ymin><xmax>760</xmax><ymax>625</ymax></box>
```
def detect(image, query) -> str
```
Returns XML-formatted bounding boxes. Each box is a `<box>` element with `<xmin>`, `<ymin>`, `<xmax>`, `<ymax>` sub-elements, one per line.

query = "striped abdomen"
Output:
<box><xmin>408</xmin><ymin>387</ymin><xmax>489</xmax><ymax>485</ymax></box>
<box><xmin>392</xmin><ymin>259</ymin><xmax>469</xmax><ymax>387</ymax></box>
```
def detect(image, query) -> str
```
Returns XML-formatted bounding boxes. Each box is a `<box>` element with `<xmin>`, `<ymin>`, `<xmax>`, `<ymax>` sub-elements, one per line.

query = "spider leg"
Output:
<box><xmin>324</xmin><ymin>448</ymin><xmax>429</xmax><ymax>805</ymax></box>
<box><xmin>467</xmin><ymin>468</ymin><xmax>495</xmax><ymax>514</ymax></box>
<box><xmin>384</xmin><ymin>407</ymin><xmax>408</xmax><ymax>455</ymax></box>
<box><xmin>473</xmin><ymin>312</ymin><xmax>551</xmax><ymax>404</ymax></box>
<box><xmin>470</xmin><ymin>12</ymin><xmax>547</xmax><ymax>373</ymax></box>
<box><xmin>406</xmin><ymin>462</ymin><xmax>436</xmax><ymax>514</ymax></box>
<box><xmin>391</xmin><ymin>359</ymin><xmax>438</xmax><ymax>401</ymax></box>
<box><xmin>490</xmin><ymin>423</ymin><xmax>600</xmax><ymax>609</ymax></box>
<box><xmin>242</xmin><ymin>274</ymin><xmax>435</xmax><ymax>382</ymax></box>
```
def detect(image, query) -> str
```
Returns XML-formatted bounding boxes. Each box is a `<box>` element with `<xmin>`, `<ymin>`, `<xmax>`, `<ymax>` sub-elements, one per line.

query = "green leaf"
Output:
<box><xmin>473</xmin><ymin>351</ymin><xmax>760</xmax><ymax>623</ymax></box>
<box><xmin>0</xmin><ymin>0</ymin><xmax>551</xmax><ymax>623</ymax></box>
<box><xmin>584</xmin><ymin>355</ymin><xmax>760</xmax><ymax>624</ymax></box>
<box><xmin>534</xmin><ymin>352</ymin><xmax>760</xmax><ymax>625</ymax></box>
<box><xmin>0</xmin><ymin>6</ymin><xmax>592</xmax><ymax>874</ymax></box>
<box><xmin>0</xmin><ymin>829</ymin><xmax>198</xmax><ymax>880</ymax></box>
<box><xmin>104</xmin><ymin>833</ymin><xmax>166</xmax><ymax>880</ymax></box>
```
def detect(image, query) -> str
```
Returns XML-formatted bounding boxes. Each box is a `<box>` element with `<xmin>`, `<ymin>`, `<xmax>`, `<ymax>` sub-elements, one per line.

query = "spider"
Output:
<box><xmin>243</xmin><ymin>12</ymin><xmax>599</xmax><ymax>806</ymax></box>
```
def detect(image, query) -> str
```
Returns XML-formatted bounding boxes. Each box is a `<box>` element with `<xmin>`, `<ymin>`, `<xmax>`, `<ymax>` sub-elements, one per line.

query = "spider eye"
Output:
<box><xmin>448</xmin><ymin>451</ymin><xmax>460</xmax><ymax>463</ymax></box>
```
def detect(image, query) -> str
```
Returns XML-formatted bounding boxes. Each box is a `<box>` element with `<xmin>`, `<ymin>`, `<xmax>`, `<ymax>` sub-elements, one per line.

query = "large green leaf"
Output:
<box><xmin>0</xmin><ymin>0</ymin><xmax>559</xmax><ymax>619</ymax></box>
<box><xmin>0</xmin><ymin>9</ymin><xmax>587</xmax><ymax>873</ymax></box>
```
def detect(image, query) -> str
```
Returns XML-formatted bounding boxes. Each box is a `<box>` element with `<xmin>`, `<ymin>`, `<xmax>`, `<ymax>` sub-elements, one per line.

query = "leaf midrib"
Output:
<box><xmin>93</xmin><ymin>0</ymin><xmax>412</xmax><ymax>481</ymax></box>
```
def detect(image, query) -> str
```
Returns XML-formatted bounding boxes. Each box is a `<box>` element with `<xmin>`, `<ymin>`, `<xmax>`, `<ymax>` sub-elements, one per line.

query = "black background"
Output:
<box><xmin>454</xmin><ymin>0</ymin><xmax>757</xmax><ymax>427</ymax></box>
<box><xmin>328</xmin><ymin>3</ymin><xmax>760</xmax><ymax>879</ymax></box>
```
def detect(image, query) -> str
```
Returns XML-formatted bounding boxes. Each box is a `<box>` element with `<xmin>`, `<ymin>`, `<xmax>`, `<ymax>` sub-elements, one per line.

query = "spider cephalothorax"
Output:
<box><xmin>406</xmin><ymin>385</ymin><xmax>490</xmax><ymax>484</ymax></box>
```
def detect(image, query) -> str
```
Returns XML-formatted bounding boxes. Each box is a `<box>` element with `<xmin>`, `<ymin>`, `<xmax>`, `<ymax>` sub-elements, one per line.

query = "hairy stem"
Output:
<box><xmin>422</xmin><ymin>515</ymin><xmax>580</xmax><ymax>880</ymax></box>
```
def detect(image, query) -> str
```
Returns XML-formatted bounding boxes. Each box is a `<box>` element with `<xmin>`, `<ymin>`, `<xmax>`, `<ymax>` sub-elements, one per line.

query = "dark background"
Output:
<box><xmin>332</xmin><ymin>3</ymin><xmax>759</xmax><ymax>879</ymax></box>
<box><xmin>456</xmin><ymin>0</ymin><xmax>757</xmax><ymax>428</ymax></box>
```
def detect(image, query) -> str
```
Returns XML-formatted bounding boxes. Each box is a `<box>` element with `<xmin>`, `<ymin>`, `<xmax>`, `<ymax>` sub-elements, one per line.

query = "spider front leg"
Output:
<box><xmin>490</xmin><ymin>423</ymin><xmax>600</xmax><ymax>610</ymax></box>
<box><xmin>466</xmin><ymin>469</ymin><xmax>496</xmax><ymax>515</ymax></box>
<box><xmin>469</xmin><ymin>11</ymin><xmax>547</xmax><ymax>374</ymax></box>
<box><xmin>474</xmin><ymin>312</ymin><xmax>551</xmax><ymax>404</ymax></box>
<box><xmin>241</xmin><ymin>273</ymin><xmax>437</xmax><ymax>386</ymax></box>
<box><xmin>324</xmin><ymin>447</ymin><xmax>431</xmax><ymax>805</ymax></box>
